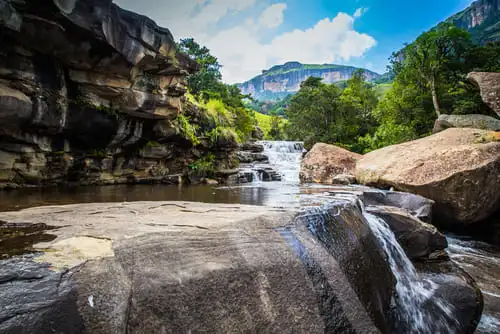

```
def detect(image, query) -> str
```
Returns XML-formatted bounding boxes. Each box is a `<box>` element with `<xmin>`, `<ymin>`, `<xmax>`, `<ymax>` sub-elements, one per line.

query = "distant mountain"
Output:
<box><xmin>445</xmin><ymin>0</ymin><xmax>500</xmax><ymax>44</ymax></box>
<box><xmin>238</xmin><ymin>62</ymin><xmax>380</xmax><ymax>101</ymax></box>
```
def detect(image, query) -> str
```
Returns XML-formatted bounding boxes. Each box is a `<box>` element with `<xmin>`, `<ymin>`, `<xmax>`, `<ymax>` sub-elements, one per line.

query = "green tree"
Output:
<box><xmin>285</xmin><ymin>75</ymin><xmax>378</xmax><ymax>152</ymax></box>
<box><xmin>178</xmin><ymin>38</ymin><xmax>222</xmax><ymax>96</ymax></box>
<box><xmin>393</xmin><ymin>24</ymin><xmax>472</xmax><ymax>117</ymax></box>
<box><xmin>267</xmin><ymin>113</ymin><xmax>285</xmax><ymax>140</ymax></box>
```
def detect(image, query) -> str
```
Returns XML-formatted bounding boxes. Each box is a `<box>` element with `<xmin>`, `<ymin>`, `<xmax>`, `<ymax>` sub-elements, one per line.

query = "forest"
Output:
<box><xmin>179</xmin><ymin>24</ymin><xmax>500</xmax><ymax>152</ymax></box>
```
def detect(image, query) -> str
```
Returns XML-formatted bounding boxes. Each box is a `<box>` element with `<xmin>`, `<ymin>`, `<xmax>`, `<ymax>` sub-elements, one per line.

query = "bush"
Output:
<box><xmin>188</xmin><ymin>153</ymin><xmax>216</xmax><ymax>174</ymax></box>
<box><xmin>206</xmin><ymin>126</ymin><xmax>240</xmax><ymax>146</ymax></box>
<box><xmin>205</xmin><ymin>99</ymin><xmax>233</xmax><ymax>127</ymax></box>
<box><xmin>357</xmin><ymin>122</ymin><xmax>418</xmax><ymax>153</ymax></box>
<box><xmin>176</xmin><ymin>114</ymin><xmax>200</xmax><ymax>145</ymax></box>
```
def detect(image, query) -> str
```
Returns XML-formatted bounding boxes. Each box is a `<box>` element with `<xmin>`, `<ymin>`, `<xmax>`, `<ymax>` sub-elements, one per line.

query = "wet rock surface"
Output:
<box><xmin>0</xmin><ymin>187</ymin><xmax>486</xmax><ymax>333</ymax></box>
<box><xmin>447</xmin><ymin>234</ymin><xmax>500</xmax><ymax>334</ymax></box>
<box><xmin>362</xmin><ymin>190</ymin><xmax>434</xmax><ymax>223</ymax></box>
<box><xmin>366</xmin><ymin>205</ymin><xmax>447</xmax><ymax>260</ymax></box>
<box><xmin>415</xmin><ymin>260</ymin><xmax>484</xmax><ymax>333</ymax></box>
<box><xmin>0</xmin><ymin>201</ymin><xmax>395</xmax><ymax>333</ymax></box>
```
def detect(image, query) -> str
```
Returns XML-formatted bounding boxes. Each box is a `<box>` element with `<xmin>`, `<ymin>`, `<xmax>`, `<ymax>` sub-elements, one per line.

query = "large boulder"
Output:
<box><xmin>356</xmin><ymin>128</ymin><xmax>500</xmax><ymax>224</ymax></box>
<box><xmin>0</xmin><ymin>201</ymin><xmax>395</xmax><ymax>333</ymax></box>
<box><xmin>468</xmin><ymin>72</ymin><xmax>500</xmax><ymax>117</ymax></box>
<box><xmin>433</xmin><ymin>114</ymin><xmax>500</xmax><ymax>133</ymax></box>
<box><xmin>300</xmin><ymin>143</ymin><xmax>362</xmax><ymax>184</ymax></box>
<box><xmin>415</xmin><ymin>261</ymin><xmax>483</xmax><ymax>334</ymax></box>
<box><xmin>366</xmin><ymin>205</ymin><xmax>447</xmax><ymax>260</ymax></box>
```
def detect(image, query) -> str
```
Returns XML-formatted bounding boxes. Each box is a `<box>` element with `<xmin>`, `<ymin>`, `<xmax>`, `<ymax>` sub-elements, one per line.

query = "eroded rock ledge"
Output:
<box><xmin>0</xmin><ymin>0</ymin><xmax>238</xmax><ymax>189</ymax></box>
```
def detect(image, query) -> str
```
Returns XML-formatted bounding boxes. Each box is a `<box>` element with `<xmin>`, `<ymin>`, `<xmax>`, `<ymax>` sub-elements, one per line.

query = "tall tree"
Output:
<box><xmin>393</xmin><ymin>24</ymin><xmax>472</xmax><ymax>117</ymax></box>
<box><xmin>178</xmin><ymin>38</ymin><xmax>222</xmax><ymax>96</ymax></box>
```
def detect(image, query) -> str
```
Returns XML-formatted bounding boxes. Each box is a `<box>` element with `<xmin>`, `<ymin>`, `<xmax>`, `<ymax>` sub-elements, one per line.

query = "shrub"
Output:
<box><xmin>176</xmin><ymin>114</ymin><xmax>200</xmax><ymax>145</ymax></box>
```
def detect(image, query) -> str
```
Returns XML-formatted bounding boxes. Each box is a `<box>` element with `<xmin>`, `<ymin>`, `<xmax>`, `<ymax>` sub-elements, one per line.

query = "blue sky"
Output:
<box><xmin>115</xmin><ymin>0</ymin><xmax>476</xmax><ymax>83</ymax></box>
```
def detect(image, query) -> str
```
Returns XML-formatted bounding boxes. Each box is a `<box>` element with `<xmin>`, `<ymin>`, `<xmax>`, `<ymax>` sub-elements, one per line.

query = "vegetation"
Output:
<box><xmin>176</xmin><ymin>114</ymin><xmax>200</xmax><ymax>145</ymax></box>
<box><xmin>285</xmin><ymin>71</ymin><xmax>378</xmax><ymax>152</ymax></box>
<box><xmin>177</xmin><ymin>39</ymin><xmax>257</xmax><ymax>145</ymax></box>
<box><xmin>278</xmin><ymin>24</ymin><xmax>500</xmax><ymax>153</ymax></box>
<box><xmin>254</xmin><ymin>111</ymin><xmax>288</xmax><ymax>140</ymax></box>
<box><xmin>188</xmin><ymin>153</ymin><xmax>216</xmax><ymax>174</ymax></box>
<box><xmin>177</xmin><ymin>22</ymin><xmax>499</xmax><ymax>156</ymax></box>
<box><xmin>392</xmin><ymin>24</ymin><xmax>472</xmax><ymax>117</ymax></box>
<box><xmin>244</xmin><ymin>94</ymin><xmax>292</xmax><ymax>116</ymax></box>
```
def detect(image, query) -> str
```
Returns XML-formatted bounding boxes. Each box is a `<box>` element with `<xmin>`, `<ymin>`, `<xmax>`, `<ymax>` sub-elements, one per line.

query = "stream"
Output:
<box><xmin>0</xmin><ymin>141</ymin><xmax>499</xmax><ymax>332</ymax></box>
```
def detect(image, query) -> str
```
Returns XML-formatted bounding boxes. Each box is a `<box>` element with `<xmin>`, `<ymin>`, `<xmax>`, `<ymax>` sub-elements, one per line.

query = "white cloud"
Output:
<box><xmin>209</xmin><ymin>12</ymin><xmax>377</xmax><ymax>83</ymax></box>
<box><xmin>258</xmin><ymin>3</ymin><xmax>287</xmax><ymax>29</ymax></box>
<box><xmin>353</xmin><ymin>7</ymin><xmax>369</xmax><ymax>18</ymax></box>
<box><xmin>193</xmin><ymin>0</ymin><xmax>257</xmax><ymax>28</ymax></box>
<box><xmin>115</xmin><ymin>0</ymin><xmax>377</xmax><ymax>84</ymax></box>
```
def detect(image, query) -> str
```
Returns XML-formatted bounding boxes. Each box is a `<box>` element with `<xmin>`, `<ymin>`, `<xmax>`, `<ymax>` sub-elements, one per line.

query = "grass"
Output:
<box><xmin>374</xmin><ymin>83</ymin><xmax>393</xmax><ymax>98</ymax></box>
<box><xmin>254</xmin><ymin>112</ymin><xmax>273</xmax><ymax>135</ymax></box>
<box><xmin>205</xmin><ymin>99</ymin><xmax>233</xmax><ymax>127</ymax></box>
<box><xmin>253</xmin><ymin>112</ymin><xmax>288</xmax><ymax>138</ymax></box>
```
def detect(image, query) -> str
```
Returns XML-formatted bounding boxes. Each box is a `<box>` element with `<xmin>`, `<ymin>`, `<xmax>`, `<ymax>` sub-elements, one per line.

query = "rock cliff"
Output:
<box><xmin>0</xmin><ymin>0</ymin><xmax>238</xmax><ymax>189</ymax></box>
<box><xmin>446</xmin><ymin>0</ymin><xmax>500</xmax><ymax>43</ymax></box>
<box><xmin>238</xmin><ymin>62</ymin><xmax>380</xmax><ymax>101</ymax></box>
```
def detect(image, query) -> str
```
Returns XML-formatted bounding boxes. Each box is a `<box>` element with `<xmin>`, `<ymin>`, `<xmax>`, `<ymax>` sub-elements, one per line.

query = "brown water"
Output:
<box><xmin>0</xmin><ymin>182</ymin><xmax>350</xmax><ymax>212</ymax></box>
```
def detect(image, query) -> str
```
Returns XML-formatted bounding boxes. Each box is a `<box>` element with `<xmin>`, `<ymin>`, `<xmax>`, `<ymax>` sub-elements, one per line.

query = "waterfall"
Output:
<box><xmin>363</xmin><ymin>211</ymin><xmax>457</xmax><ymax>333</ymax></box>
<box><xmin>259</xmin><ymin>141</ymin><xmax>305</xmax><ymax>183</ymax></box>
<box><xmin>251</xmin><ymin>170</ymin><xmax>262</xmax><ymax>183</ymax></box>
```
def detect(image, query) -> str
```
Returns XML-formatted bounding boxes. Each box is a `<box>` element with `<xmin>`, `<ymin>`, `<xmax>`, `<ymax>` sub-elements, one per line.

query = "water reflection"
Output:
<box><xmin>0</xmin><ymin>183</ymin><xmax>370</xmax><ymax>212</ymax></box>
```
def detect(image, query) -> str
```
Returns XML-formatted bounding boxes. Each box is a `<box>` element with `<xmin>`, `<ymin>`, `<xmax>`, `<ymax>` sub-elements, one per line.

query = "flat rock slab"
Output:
<box><xmin>0</xmin><ymin>201</ymin><xmax>395</xmax><ymax>333</ymax></box>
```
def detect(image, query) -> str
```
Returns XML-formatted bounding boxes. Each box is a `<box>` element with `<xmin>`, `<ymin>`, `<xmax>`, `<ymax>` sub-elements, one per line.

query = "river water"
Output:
<box><xmin>0</xmin><ymin>141</ymin><xmax>499</xmax><ymax>332</ymax></box>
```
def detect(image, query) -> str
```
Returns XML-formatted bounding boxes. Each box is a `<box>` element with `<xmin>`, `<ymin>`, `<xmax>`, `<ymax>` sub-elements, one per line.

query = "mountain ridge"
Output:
<box><xmin>238</xmin><ymin>62</ymin><xmax>380</xmax><ymax>101</ymax></box>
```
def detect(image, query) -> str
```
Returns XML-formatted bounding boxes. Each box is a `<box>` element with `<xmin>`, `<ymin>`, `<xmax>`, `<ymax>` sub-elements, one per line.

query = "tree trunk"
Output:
<box><xmin>430</xmin><ymin>79</ymin><xmax>441</xmax><ymax>117</ymax></box>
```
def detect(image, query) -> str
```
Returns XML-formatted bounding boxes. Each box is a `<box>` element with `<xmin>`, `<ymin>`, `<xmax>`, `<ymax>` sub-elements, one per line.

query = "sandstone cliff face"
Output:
<box><xmin>448</xmin><ymin>0</ymin><xmax>500</xmax><ymax>43</ymax></box>
<box><xmin>0</xmin><ymin>0</ymin><xmax>237</xmax><ymax>189</ymax></box>
<box><xmin>238</xmin><ymin>62</ymin><xmax>380</xmax><ymax>101</ymax></box>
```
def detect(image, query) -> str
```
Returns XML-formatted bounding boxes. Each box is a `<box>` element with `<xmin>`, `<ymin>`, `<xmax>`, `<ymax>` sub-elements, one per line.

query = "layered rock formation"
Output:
<box><xmin>356</xmin><ymin>128</ymin><xmax>500</xmax><ymax>224</ymax></box>
<box><xmin>238</xmin><ymin>62</ymin><xmax>380</xmax><ymax>101</ymax></box>
<box><xmin>0</xmin><ymin>0</ymin><xmax>238</xmax><ymax>189</ymax></box>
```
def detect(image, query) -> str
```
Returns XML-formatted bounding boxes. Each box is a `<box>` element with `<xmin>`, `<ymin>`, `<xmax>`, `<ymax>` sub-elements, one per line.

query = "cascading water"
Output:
<box><xmin>258</xmin><ymin>141</ymin><xmax>305</xmax><ymax>182</ymax></box>
<box><xmin>363</xmin><ymin>211</ymin><xmax>457</xmax><ymax>333</ymax></box>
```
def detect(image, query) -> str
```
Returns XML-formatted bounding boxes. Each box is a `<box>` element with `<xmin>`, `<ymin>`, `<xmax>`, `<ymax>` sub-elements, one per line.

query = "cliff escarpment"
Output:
<box><xmin>238</xmin><ymin>62</ymin><xmax>380</xmax><ymax>101</ymax></box>
<box><xmin>0</xmin><ymin>0</ymin><xmax>239</xmax><ymax>189</ymax></box>
<box><xmin>447</xmin><ymin>0</ymin><xmax>500</xmax><ymax>43</ymax></box>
